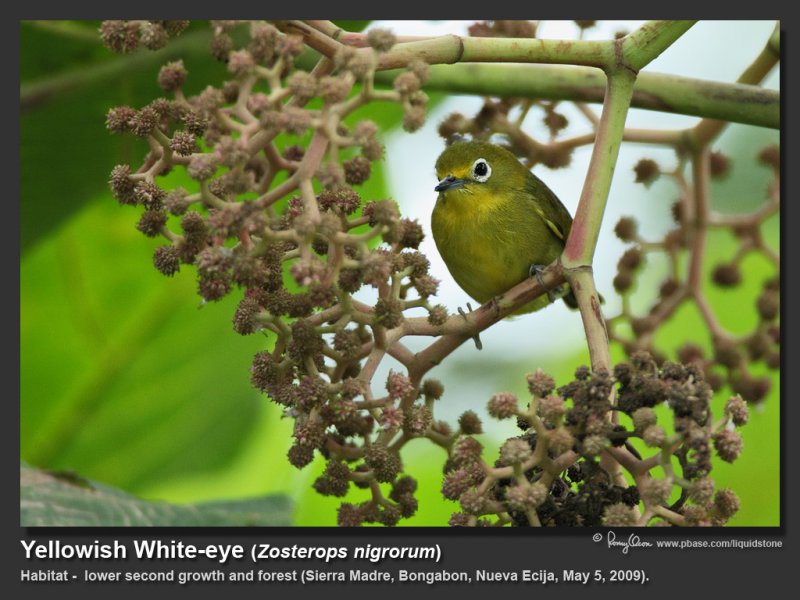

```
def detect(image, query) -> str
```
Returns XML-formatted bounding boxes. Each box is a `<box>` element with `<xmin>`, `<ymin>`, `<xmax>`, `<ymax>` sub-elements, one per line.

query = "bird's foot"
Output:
<box><xmin>528</xmin><ymin>264</ymin><xmax>559</xmax><ymax>303</ymax></box>
<box><xmin>458</xmin><ymin>303</ymin><xmax>482</xmax><ymax>350</ymax></box>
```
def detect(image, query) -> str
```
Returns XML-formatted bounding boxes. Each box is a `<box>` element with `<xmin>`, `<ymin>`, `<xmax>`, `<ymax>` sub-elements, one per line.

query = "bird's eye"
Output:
<box><xmin>471</xmin><ymin>158</ymin><xmax>491</xmax><ymax>182</ymax></box>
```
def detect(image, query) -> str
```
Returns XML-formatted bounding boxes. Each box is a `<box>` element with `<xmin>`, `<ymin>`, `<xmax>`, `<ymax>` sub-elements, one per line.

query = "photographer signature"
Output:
<box><xmin>599</xmin><ymin>531</ymin><xmax>653</xmax><ymax>554</ymax></box>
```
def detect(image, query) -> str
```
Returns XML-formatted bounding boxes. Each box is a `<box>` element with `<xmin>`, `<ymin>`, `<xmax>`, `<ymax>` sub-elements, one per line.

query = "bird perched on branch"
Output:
<box><xmin>432</xmin><ymin>139</ymin><xmax>579</xmax><ymax>314</ymax></box>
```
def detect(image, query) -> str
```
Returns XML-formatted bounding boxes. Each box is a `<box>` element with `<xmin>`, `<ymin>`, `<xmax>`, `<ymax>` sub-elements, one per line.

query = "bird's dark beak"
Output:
<box><xmin>435</xmin><ymin>175</ymin><xmax>465</xmax><ymax>192</ymax></box>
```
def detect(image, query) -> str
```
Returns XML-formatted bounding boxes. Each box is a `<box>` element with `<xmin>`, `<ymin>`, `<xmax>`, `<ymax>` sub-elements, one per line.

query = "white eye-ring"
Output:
<box><xmin>471</xmin><ymin>158</ymin><xmax>492</xmax><ymax>182</ymax></box>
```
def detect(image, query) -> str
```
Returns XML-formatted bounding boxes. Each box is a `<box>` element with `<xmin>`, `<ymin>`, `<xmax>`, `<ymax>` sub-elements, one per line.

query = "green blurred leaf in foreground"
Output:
<box><xmin>20</xmin><ymin>463</ymin><xmax>292</xmax><ymax>526</ymax></box>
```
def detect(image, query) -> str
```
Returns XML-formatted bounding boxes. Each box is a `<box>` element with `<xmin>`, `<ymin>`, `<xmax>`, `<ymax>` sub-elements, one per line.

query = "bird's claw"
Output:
<box><xmin>528</xmin><ymin>264</ymin><xmax>558</xmax><ymax>303</ymax></box>
<box><xmin>458</xmin><ymin>303</ymin><xmax>482</xmax><ymax>350</ymax></box>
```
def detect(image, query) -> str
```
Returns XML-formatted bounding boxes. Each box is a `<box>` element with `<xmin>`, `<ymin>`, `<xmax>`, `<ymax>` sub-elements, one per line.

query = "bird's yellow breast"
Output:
<box><xmin>432</xmin><ymin>188</ymin><xmax>528</xmax><ymax>303</ymax></box>
<box><xmin>431</xmin><ymin>185</ymin><xmax>564</xmax><ymax>314</ymax></box>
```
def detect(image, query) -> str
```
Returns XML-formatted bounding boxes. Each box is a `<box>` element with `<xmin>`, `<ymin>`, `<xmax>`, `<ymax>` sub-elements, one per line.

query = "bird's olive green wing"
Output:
<box><xmin>522</xmin><ymin>172</ymin><xmax>573</xmax><ymax>244</ymax></box>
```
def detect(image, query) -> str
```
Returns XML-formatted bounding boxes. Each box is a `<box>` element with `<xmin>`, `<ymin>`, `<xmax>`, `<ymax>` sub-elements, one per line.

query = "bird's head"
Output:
<box><xmin>434</xmin><ymin>140</ymin><xmax>527</xmax><ymax>197</ymax></box>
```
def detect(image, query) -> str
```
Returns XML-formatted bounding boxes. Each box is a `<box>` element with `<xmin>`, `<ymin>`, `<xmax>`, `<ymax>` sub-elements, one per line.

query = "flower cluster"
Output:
<box><xmin>443</xmin><ymin>356</ymin><xmax>747</xmax><ymax>527</ymax></box>
<box><xmin>104</xmin><ymin>19</ymin><xmax>446</xmax><ymax>525</ymax></box>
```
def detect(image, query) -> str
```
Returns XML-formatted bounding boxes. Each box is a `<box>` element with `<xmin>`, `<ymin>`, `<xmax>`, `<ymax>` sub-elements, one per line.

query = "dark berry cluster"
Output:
<box><xmin>441</xmin><ymin>356</ymin><xmax>746</xmax><ymax>527</ymax></box>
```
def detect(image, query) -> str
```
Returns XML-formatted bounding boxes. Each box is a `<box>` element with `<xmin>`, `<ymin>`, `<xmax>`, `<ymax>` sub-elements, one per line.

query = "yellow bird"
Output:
<box><xmin>432</xmin><ymin>140</ymin><xmax>577</xmax><ymax>314</ymax></box>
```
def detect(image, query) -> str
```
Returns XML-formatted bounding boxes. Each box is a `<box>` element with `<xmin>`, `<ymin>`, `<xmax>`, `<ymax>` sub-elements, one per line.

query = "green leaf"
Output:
<box><xmin>20</xmin><ymin>197</ymin><xmax>270</xmax><ymax>494</ymax></box>
<box><xmin>20</xmin><ymin>463</ymin><xmax>292</xmax><ymax>526</ymax></box>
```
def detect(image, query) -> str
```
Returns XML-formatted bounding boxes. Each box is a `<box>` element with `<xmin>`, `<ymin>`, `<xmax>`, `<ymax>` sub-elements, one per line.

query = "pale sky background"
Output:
<box><xmin>358</xmin><ymin>20</ymin><xmax>780</xmax><ymax>429</ymax></box>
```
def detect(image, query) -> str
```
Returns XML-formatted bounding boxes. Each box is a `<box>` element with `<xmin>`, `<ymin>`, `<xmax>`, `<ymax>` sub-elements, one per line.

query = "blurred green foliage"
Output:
<box><xmin>21</xmin><ymin>463</ymin><xmax>292</xmax><ymax>526</ymax></box>
<box><xmin>20</xmin><ymin>20</ymin><xmax>779</xmax><ymax>527</ymax></box>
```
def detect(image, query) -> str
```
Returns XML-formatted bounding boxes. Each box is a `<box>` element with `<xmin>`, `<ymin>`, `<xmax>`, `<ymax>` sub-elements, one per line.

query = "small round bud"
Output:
<box><xmin>709</xmin><ymin>151</ymin><xmax>731</xmax><ymax>179</ymax></box>
<box><xmin>209</xmin><ymin>32</ymin><xmax>234</xmax><ymax>61</ymax></box>
<box><xmin>448</xmin><ymin>512</ymin><xmax>471</xmax><ymax>527</ymax></box>
<box><xmin>505</xmin><ymin>482</ymin><xmax>547</xmax><ymax>511</ymax></box>
<box><xmin>367</xmin><ymin>28</ymin><xmax>397</xmax><ymax>52</ymax></box>
<box><xmin>399</xmin><ymin>219</ymin><xmax>425</xmax><ymax>249</ymax></box>
<box><xmin>386</xmin><ymin>370</ymin><xmax>415</xmax><ymax>400</ymax></box>
<box><xmin>499</xmin><ymin>439</ymin><xmax>532</xmax><ymax>465</ymax></box>
<box><xmin>319</xmin><ymin>75</ymin><xmax>352</xmax><ymax>103</ymax></box>
<box><xmin>187</xmin><ymin>154</ymin><xmax>218</xmax><ymax>181</ymax></box>
<box><xmin>713</xmin><ymin>429</ymin><xmax>743</xmax><ymax>463</ymax></box>
<box><xmin>639</xmin><ymin>478</ymin><xmax>672</xmax><ymax>506</ymax></box>
<box><xmin>689</xmin><ymin>477</ymin><xmax>715</xmax><ymax>504</ymax></box>
<box><xmin>287</xmin><ymin>71</ymin><xmax>318</xmax><ymax>103</ymax></box>
<box><xmin>547</xmin><ymin>427</ymin><xmax>575</xmax><ymax>454</ymax></box>
<box><xmin>394</xmin><ymin>71</ymin><xmax>421</xmax><ymax>95</ymax></box>
<box><xmin>421</xmin><ymin>379</ymin><xmax>444</xmax><ymax>400</ymax></box>
<box><xmin>404</xmin><ymin>405</ymin><xmax>432</xmax><ymax>436</ymax></box>
<box><xmin>170</xmin><ymin>130</ymin><xmax>197</xmax><ymax>156</ymax></box>
<box><xmin>602</xmin><ymin>502</ymin><xmax>638</xmax><ymax>526</ymax></box>
<box><xmin>136</xmin><ymin>210</ymin><xmax>167</xmax><ymax>237</ymax></box>
<box><xmin>287</xmin><ymin>444</ymin><xmax>314</xmax><ymax>469</ymax></box>
<box><xmin>618</xmin><ymin>248</ymin><xmax>643</xmax><ymax>271</ymax></box>
<box><xmin>631</xmin><ymin>407</ymin><xmax>657</xmax><ymax>432</ymax></box>
<box><xmin>538</xmin><ymin>394</ymin><xmax>566</xmax><ymax>423</ymax></box>
<box><xmin>129</xmin><ymin>107</ymin><xmax>158</xmax><ymax>137</ymax></box>
<box><xmin>614</xmin><ymin>217</ymin><xmax>638</xmax><ymax>241</ymax></box>
<box><xmin>133</xmin><ymin>181</ymin><xmax>165</xmax><ymax>209</ymax></box>
<box><xmin>724</xmin><ymin>395</ymin><xmax>749</xmax><ymax>426</ymax></box>
<box><xmin>337</xmin><ymin>503</ymin><xmax>364</xmax><ymax>527</ymax></box>
<box><xmin>713</xmin><ymin>489</ymin><xmax>740</xmax><ymax>520</ymax></box>
<box><xmin>413</xmin><ymin>274</ymin><xmax>439</xmax><ymax>298</ymax></box>
<box><xmin>227</xmin><ymin>49</ymin><xmax>255</xmax><ymax>76</ymax></box>
<box><xmin>458</xmin><ymin>411</ymin><xmax>483</xmax><ymax>435</ymax></box>
<box><xmin>427</xmin><ymin>304</ymin><xmax>448</xmax><ymax>326</ymax></box>
<box><xmin>105</xmin><ymin>106</ymin><xmax>136</xmax><ymax>133</ymax></box>
<box><xmin>157</xmin><ymin>60</ymin><xmax>187</xmax><ymax>92</ymax></box>
<box><xmin>162</xmin><ymin>20</ymin><xmax>189</xmax><ymax>36</ymax></box>
<box><xmin>459</xmin><ymin>489</ymin><xmax>486</xmax><ymax>515</ymax></box>
<box><xmin>526</xmin><ymin>368</ymin><xmax>555</xmax><ymax>397</ymax></box>
<box><xmin>633</xmin><ymin>158</ymin><xmax>660</xmax><ymax>186</ymax></box>
<box><xmin>757</xmin><ymin>289</ymin><xmax>779</xmax><ymax>321</ymax></box>
<box><xmin>99</xmin><ymin>20</ymin><xmax>140</xmax><ymax>53</ymax></box>
<box><xmin>766</xmin><ymin>350</ymin><xmax>780</xmax><ymax>370</ymax></box>
<box><xmin>487</xmin><ymin>392</ymin><xmax>519</xmax><ymax>419</ymax></box>
<box><xmin>277</xmin><ymin>34</ymin><xmax>305</xmax><ymax>60</ymax></box>
<box><xmin>442</xmin><ymin>469</ymin><xmax>475</xmax><ymax>500</ymax></box>
<box><xmin>402</xmin><ymin>104</ymin><xmax>426</xmax><ymax>132</ymax></box>
<box><xmin>181</xmin><ymin>110</ymin><xmax>208</xmax><ymax>136</ymax></box>
<box><xmin>153</xmin><ymin>245</ymin><xmax>180</xmax><ymax>276</ymax></box>
<box><xmin>452</xmin><ymin>436</ymin><xmax>482</xmax><ymax>466</ymax></box>
<box><xmin>244</xmin><ymin>22</ymin><xmax>276</xmax><ymax>58</ymax></box>
<box><xmin>374</xmin><ymin>297</ymin><xmax>404</xmax><ymax>329</ymax></box>
<box><xmin>365</xmin><ymin>444</ymin><xmax>401</xmax><ymax>483</ymax></box>
<box><xmin>712</xmin><ymin>263</ymin><xmax>742</xmax><ymax>287</ymax></box>
<box><xmin>109</xmin><ymin>164</ymin><xmax>137</xmax><ymax>204</ymax></box>
<box><xmin>581</xmin><ymin>434</ymin><xmax>609</xmax><ymax>457</ymax></box>
<box><xmin>379</xmin><ymin>406</ymin><xmax>404</xmax><ymax>430</ymax></box>
<box><xmin>343</xmin><ymin>155</ymin><xmax>371</xmax><ymax>185</ymax></box>
<box><xmin>613</xmin><ymin>271</ymin><xmax>633</xmax><ymax>293</ymax></box>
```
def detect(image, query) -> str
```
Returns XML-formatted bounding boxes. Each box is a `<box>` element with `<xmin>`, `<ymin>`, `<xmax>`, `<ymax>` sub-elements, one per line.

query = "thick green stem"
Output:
<box><xmin>621</xmin><ymin>20</ymin><xmax>697</xmax><ymax>71</ymax></box>
<box><xmin>374</xmin><ymin>35</ymin><xmax>615</xmax><ymax>70</ymax></box>
<box><xmin>561</xmin><ymin>70</ymin><xmax>636</xmax><ymax>373</ymax></box>
<box><xmin>374</xmin><ymin>64</ymin><xmax>778</xmax><ymax>130</ymax></box>
<box><xmin>564</xmin><ymin>72</ymin><xmax>636</xmax><ymax>267</ymax></box>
